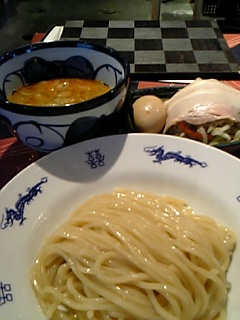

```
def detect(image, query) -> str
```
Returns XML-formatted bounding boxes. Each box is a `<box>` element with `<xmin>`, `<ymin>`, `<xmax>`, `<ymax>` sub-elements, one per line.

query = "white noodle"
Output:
<box><xmin>31</xmin><ymin>190</ymin><xmax>236</xmax><ymax>320</ymax></box>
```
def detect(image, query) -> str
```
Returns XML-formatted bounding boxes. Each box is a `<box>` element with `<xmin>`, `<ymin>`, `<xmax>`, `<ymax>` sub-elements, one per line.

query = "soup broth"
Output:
<box><xmin>8</xmin><ymin>78</ymin><xmax>111</xmax><ymax>106</ymax></box>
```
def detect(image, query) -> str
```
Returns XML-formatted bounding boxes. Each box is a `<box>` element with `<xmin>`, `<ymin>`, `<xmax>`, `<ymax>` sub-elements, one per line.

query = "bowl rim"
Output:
<box><xmin>214</xmin><ymin>139</ymin><xmax>240</xmax><ymax>149</ymax></box>
<box><xmin>0</xmin><ymin>40</ymin><xmax>130</xmax><ymax>116</ymax></box>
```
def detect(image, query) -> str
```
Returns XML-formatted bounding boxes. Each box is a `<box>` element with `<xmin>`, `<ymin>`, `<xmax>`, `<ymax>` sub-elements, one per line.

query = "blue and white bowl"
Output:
<box><xmin>0</xmin><ymin>41</ymin><xmax>130</xmax><ymax>153</ymax></box>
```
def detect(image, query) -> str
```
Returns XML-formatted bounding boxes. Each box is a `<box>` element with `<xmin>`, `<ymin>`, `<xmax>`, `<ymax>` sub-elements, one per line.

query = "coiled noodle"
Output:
<box><xmin>31</xmin><ymin>190</ymin><xmax>236</xmax><ymax>320</ymax></box>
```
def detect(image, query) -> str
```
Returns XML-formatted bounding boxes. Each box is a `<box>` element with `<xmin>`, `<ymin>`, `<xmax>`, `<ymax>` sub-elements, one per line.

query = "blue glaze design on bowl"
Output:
<box><xmin>0</xmin><ymin>177</ymin><xmax>48</xmax><ymax>229</ymax></box>
<box><xmin>13</xmin><ymin>120</ymin><xmax>70</xmax><ymax>153</ymax></box>
<box><xmin>144</xmin><ymin>145</ymin><xmax>208</xmax><ymax>168</ymax></box>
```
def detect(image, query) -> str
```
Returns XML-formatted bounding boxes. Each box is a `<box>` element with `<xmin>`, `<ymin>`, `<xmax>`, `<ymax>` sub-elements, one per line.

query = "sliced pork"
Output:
<box><xmin>163</xmin><ymin>78</ymin><xmax>240</xmax><ymax>145</ymax></box>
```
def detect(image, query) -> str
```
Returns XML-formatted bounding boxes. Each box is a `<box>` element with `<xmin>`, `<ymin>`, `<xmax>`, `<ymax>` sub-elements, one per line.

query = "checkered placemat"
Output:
<box><xmin>60</xmin><ymin>20</ymin><xmax>239</xmax><ymax>79</ymax></box>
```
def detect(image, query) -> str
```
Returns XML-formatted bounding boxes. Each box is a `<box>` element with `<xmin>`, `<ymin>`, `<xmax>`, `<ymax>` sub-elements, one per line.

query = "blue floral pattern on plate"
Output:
<box><xmin>0</xmin><ymin>282</ymin><xmax>13</xmax><ymax>306</ymax></box>
<box><xmin>0</xmin><ymin>177</ymin><xmax>48</xmax><ymax>229</ymax></box>
<box><xmin>144</xmin><ymin>145</ymin><xmax>207</xmax><ymax>168</ymax></box>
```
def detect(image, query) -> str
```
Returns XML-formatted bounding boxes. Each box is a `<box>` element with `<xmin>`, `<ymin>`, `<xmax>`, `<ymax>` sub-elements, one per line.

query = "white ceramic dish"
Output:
<box><xmin>0</xmin><ymin>133</ymin><xmax>240</xmax><ymax>319</ymax></box>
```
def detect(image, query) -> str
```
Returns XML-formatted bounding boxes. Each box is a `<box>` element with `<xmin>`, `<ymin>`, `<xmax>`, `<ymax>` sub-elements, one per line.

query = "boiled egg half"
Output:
<box><xmin>132</xmin><ymin>95</ymin><xmax>167</xmax><ymax>133</ymax></box>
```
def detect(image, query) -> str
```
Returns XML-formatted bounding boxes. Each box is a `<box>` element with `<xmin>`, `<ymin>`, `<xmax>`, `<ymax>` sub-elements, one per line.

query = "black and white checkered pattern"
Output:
<box><xmin>60</xmin><ymin>20</ymin><xmax>239</xmax><ymax>79</ymax></box>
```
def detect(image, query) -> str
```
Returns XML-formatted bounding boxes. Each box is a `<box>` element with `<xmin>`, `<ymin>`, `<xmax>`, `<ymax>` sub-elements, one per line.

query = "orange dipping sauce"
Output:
<box><xmin>8</xmin><ymin>78</ymin><xmax>111</xmax><ymax>106</ymax></box>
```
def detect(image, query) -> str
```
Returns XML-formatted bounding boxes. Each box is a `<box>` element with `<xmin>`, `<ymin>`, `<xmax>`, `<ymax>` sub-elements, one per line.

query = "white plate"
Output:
<box><xmin>0</xmin><ymin>133</ymin><xmax>240</xmax><ymax>319</ymax></box>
